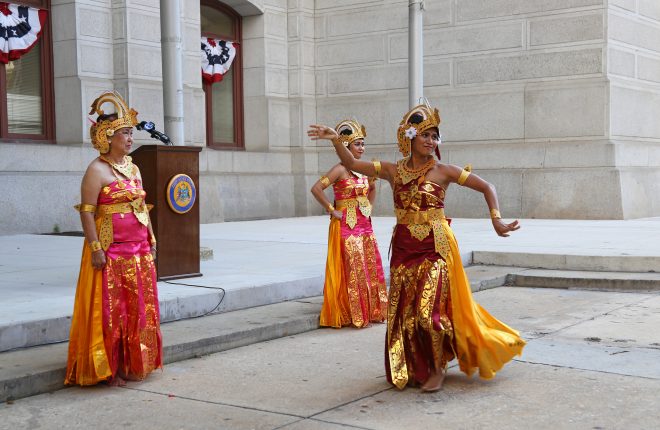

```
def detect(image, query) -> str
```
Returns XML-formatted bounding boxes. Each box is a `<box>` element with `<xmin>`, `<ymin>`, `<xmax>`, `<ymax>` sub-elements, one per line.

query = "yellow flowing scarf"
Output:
<box><xmin>319</xmin><ymin>218</ymin><xmax>351</xmax><ymax>327</ymax></box>
<box><xmin>65</xmin><ymin>218</ymin><xmax>112</xmax><ymax>385</ymax></box>
<box><xmin>443</xmin><ymin>221</ymin><xmax>526</xmax><ymax>379</ymax></box>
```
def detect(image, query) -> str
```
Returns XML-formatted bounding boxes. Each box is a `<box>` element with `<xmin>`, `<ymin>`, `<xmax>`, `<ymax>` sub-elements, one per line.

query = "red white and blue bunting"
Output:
<box><xmin>0</xmin><ymin>2</ymin><xmax>47</xmax><ymax>64</ymax></box>
<box><xmin>201</xmin><ymin>37</ymin><xmax>237</xmax><ymax>84</ymax></box>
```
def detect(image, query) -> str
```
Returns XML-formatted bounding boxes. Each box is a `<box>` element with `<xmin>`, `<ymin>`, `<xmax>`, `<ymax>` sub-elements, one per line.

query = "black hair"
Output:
<box><xmin>339</xmin><ymin>128</ymin><xmax>353</xmax><ymax>136</ymax></box>
<box><xmin>408</xmin><ymin>113</ymin><xmax>424</xmax><ymax>125</ymax></box>
<box><xmin>97</xmin><ymin>113</ymin><xmax>118</xmax><ymax>122</ymax></box>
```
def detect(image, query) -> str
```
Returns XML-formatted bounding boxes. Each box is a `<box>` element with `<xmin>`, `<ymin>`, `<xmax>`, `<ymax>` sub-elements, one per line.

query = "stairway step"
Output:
<box><xmin>473</xmin><ymin>251</ymin><xmax>660</xmax><ymax>273</ymax></box>
<box><xmin>507</xmin><ymin>269</ymin><xmax>660</xmax><ymax>292</ymax></box>
<box><xmin>0</xmin><ymin>298</ymin><xmax>322</xmax><ymax>403</ymax></box>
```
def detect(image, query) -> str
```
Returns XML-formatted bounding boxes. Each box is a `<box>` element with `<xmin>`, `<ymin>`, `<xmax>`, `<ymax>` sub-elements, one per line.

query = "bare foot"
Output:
<box><xmin>106</xmin><ymin>376</ymin><xmax>127</xmax><ymax>387</ymax></box>
<box><xmin>421</xmin><ymin>370</ymin><xmax>445</xmax><ymax>392</ymax></box>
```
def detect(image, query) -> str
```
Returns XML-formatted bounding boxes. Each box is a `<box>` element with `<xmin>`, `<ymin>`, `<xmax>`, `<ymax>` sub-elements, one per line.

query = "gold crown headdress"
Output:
<box><xmin>88</xmin><ymin>91</ymin><xmax>139</xmax><ymax>154</ymax></box>
<box><xmin>396</xmin><ymin>102</ymin><xmax>441</xmax><ymax>157</ymax></box>
<box><xmin>334</xmin><ymin>119</ymin><xmax>367</xmax><ymax>148</ymax></box>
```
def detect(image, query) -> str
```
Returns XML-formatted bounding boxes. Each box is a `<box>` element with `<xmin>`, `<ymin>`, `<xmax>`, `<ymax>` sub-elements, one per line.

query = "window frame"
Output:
<box><xmin>0</xmin><ymin>0</ymin><xmax>55</xmax><ymax>144</ymax></box>
<box><xmin>200</xmin><ymin>0</ymin><xmax>244</xmax><ymax>150</ymax></box>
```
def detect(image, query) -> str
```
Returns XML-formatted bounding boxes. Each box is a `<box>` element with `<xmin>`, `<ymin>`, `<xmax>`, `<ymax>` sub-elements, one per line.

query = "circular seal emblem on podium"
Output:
<box><xmin>167</xmin><ymin>174</ymin><xmax>197</xmax><ymax>214</ymax></box>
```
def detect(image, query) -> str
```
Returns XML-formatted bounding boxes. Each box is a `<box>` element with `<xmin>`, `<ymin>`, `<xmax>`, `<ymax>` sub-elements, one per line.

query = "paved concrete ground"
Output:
<box><xmin>3</xmin><ymin>216</ymin><xmax>660</xmax><ymax>352</ymax></box>
<box><xmin>1</xmin><ymin>286</ymin><xmax>659</xmax><ymax>430</ymax></box>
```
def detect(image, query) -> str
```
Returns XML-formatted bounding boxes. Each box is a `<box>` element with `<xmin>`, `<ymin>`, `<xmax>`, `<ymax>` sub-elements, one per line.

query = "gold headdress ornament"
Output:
<box><xmin>334</xmin><ymin>119</ymin><xmax>367</xmax><ymax>148</ymax></box>
<box><xmin>88</xmin><ymin>91</ymin><xmax>139</xmax><ymax>154</ymax></box>
<box><xmin>396</xmin><ymin>102</ymin><xmax>441</xmax><ymax>157</ymax></box>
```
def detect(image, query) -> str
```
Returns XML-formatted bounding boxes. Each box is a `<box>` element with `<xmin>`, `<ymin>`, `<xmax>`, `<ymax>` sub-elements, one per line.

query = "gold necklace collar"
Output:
<box><xmin>101</xmin><ymin>155</ymin><xmax>135</xmax><ymax>180</ymax></box>
<box><xmin>397</xmin><ymin>157</ymin><xmax>435</xmax><ymax>184</ymax></box>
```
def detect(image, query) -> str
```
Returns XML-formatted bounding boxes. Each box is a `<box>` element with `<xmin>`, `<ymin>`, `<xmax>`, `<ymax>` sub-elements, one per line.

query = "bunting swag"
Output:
<box><xmin>0</xmin><ymin>2</ymin><xmax>47</xmax><ymax>64</ymax></box>
<box><xmin>201</xmin><ymin>37</ymin><xmax>237</xmax><ymax>84</ymax></box>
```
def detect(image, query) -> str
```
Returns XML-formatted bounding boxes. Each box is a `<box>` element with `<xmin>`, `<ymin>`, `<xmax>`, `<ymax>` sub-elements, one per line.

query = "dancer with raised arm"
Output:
<box><xmin>308</xmin><ymin>103</ymin><xmax>525</xmax><ymax>392</ymax></box>
<box><xmin>310</xmin><ymin>120</ymin><xmax>388</xmax><ymax>328</ymax></box>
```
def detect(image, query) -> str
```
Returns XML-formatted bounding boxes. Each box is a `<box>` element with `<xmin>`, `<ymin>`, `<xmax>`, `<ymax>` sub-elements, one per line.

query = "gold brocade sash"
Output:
<box><xmin>96</xmin><ymin>199</ymin><xmax>150</xmax><ymax>251</ymax></box>
<box><xmin>395</xmin><ymin>207</ymin><xmax>450</xmax><ymax>260</ymax></box>
<box><xmin>336</xmin><ymin>197</ymin><xmax>372</xmax><ymax>229</ymax></box>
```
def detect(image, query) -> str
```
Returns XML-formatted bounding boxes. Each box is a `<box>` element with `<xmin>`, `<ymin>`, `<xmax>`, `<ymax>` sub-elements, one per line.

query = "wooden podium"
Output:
<box><xmin>130</xmin><ymin>145</ymin><xmax>203</xmax><ymax>280</ymax></box>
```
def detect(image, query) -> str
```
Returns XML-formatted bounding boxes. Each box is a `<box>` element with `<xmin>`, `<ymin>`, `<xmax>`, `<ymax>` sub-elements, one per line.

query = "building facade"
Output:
<box><xmin>1</xmin><ymin>0</ymin><xmax>659</xmax><ymax>234</ymax></box>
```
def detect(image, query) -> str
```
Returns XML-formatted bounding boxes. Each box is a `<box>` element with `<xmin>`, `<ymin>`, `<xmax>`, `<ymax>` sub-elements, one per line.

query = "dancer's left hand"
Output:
<box><xmin>493</xmin><ymin>219</ymin><xmax>520</xmax><ymax>237</ymax></box>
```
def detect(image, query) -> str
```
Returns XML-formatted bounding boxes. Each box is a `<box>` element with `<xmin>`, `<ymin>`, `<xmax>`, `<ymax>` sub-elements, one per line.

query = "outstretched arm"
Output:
<box><xmin>307</xmin><ymin>124</ymin><xmax>397</xmax><ymax>183</ymax></box>
<box><xmin>442</xmin><ymin>164</ymin><xmax>520</xmax><ymax>237</ymax></box>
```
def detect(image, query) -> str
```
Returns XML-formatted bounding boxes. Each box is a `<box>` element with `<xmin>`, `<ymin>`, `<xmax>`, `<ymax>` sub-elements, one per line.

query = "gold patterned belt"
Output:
<box><xmin>336</xmin><ymin>196</ymin><xmax>372</xmax><ymax>229</ymax></box>
<box><xmin>395</xmin><ymin>208</ymin><xmax>445</xmax><ymax>224</ymax></box>
<box><xmin>96</xmin><ymin>199</ymin><xmax>151</xmax><ymax>251</ymax></box>
<box><xmin>395</xmin><ymin>207</ymin><xmax>450</xmax><ymax>259</ymax></box>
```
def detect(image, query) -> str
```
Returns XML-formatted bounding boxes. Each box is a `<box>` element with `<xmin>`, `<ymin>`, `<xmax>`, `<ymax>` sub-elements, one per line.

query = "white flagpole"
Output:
<box><xmin>409</xmin><ymin>0</ymin><xmax>424</xmax><ymax>108</ymax></box>
<box><xmin>161</xmin><ymin>0</ymin><xmax>185</xmax><ymax>145</ymax></box>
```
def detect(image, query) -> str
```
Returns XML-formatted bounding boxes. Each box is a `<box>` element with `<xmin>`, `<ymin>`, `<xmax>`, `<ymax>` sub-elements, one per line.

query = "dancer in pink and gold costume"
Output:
<box><xmin>309</xmin><ymin>102</ymin><xmax>525</xmax><ymax>392</ymax></box>
<box><xmin>311</xmin><ymin>120</ymin><xmax>388</xmax><ymax>328</ymax></box>
<box><xmin>65</xmin><ymin>92</ymin><xmax>162</xmax><ymax>386</ymax></box>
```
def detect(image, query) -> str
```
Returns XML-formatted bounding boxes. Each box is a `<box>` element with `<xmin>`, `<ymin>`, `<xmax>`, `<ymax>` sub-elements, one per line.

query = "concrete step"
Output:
<box><xmin>507</xmin><ymin>269</ymin><xmax>660</xmax><ymax>292</ymax></box>
<box><xmin>0</xmin><ymin>264</ymin><xmax>516</xmax><ymax>403</ymax></box>
<box><xmin>0</xmin><ymin>298</ymin><xmax>323</xmax><ymax>404</ymax></box>
<box><xmin>0</xmin><ymin>275</ymin><xmax>326</xmax><ymax>353</ymax></box>
<box><xmin>473</xmin><ymin>251</ymin><xmax>660</xmax><ymax>273</ymax></box>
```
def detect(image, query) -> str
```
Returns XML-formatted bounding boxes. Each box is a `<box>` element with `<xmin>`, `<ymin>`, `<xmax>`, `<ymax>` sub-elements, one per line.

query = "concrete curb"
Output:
<box><xmin>0</xmin><ymin>299</ymin><xmax>323</xmax><ymax>403</ymax></box>
<box><xmin>473</xmin><ymin>251</ymin><xmax>660</xmax><ymax>273</ymax></box>
<box><xmin>0</xmin><ymin>275</ymin><xmax>327</xmax><ymax>353</ymax></box>
<box><xmin>507</xmin><ymin>269</ymin><xmax>660</xmax><ymax>292</ymax></box>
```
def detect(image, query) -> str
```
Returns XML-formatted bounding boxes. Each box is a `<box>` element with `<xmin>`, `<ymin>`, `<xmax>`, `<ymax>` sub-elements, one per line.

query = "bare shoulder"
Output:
<box><xmin>83</xmin><ymin>158</ymin><xmax>106</xmax><ymax>177</ymax></box>
<box><xmin>332</xmin><ymin>163</ymin><xmax>352</xmax><ymax>178</ymax></box>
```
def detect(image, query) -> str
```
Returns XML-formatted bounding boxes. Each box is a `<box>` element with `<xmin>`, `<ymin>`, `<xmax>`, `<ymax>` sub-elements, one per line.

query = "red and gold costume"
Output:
<box><xmin>319</xmin><ymin>120</ymin><xmax>388</xmax><ymax>328</ymax></box>
<box><xmin>385</xmin><ymin>104</ymin><xmax>525</xmax><ymax>389</ymax></box>
<box><xmin>65</xmin><ymin>92</ymin><xmax>162</xmax><ymax>385</ymax></box>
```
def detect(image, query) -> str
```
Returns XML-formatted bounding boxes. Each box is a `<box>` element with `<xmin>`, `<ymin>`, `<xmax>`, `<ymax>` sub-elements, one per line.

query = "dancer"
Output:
<box><xmin>65</xmin><ymin>91</ymin><xmax>162</xmax><ymax>386</ymax></box>
<box><xmin>310</xmin><ymin>120</ymin><xmax>388</xmax><ymax>328</ymax></box>
<box><xmin>308</xmin><ymin>102</ymin><xmax>525</xmax><ymax>391</ymax></box>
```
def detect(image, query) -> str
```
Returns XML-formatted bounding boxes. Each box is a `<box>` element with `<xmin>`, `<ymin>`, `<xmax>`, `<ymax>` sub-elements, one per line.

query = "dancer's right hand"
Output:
<box><xmin>331</xmin><ymin>209</ymin><xmax>343</xmax><ymax>220</ymax></box>
<box><xmin>91</xmin><ymin>250</ymin><xmax>107</xmax><ymax>270</ymax></box>
<box><xmin>307</xmin><ymin>124</ymin><xmax>339</xmax><ymax>141</ymax></box>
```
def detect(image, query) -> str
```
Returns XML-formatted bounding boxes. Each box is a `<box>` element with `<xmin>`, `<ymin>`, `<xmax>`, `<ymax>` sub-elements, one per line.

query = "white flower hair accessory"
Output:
<box><xmin>404</xmin><ymin>126</ymin><xmax>417</xmax><ymax>140</ymax></box>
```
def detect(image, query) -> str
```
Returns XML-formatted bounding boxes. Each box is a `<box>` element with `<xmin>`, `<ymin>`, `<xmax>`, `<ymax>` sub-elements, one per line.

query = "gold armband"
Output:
<box><xmin>150</xmin><ymin>234</ymin><xmax>157</xmax><ymax>245</ymax></box>
<box><xmin>490</xmin><ymin>208</ymin><xmax>501</xmax><ymax>220</ymax></box>
<box><xmin>326</xmin><ymin>203</ymin><xmax>335</xmax><ymax>213</ymax></box>
<box><xmin>372</xmin><ymin>160</ymin><xmax>381</xmax><ymax>177</ymax></box>
<box><xmin>89</xmin><ymin>240</ymin><xmax>102</xmax><ymax>252</ymax></box>
<box><xmin>319</xmin><ymin>175</ymin><xmax>331</xmax><ymax>189</ymax></box>
<box><xmin>457</xmin><ymin>164</ymin><xmax>472</xmax><ymax>186</ymax></box>
<box><xmin>75</xmin><ymin>203</ymin><xmax>97</xmax><ymax>213</ymax></box>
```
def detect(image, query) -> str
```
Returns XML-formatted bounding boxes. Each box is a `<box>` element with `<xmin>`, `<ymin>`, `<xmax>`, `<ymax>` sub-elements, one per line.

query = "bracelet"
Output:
<box><xmin>457</xmin><ymin>164</ymin><xmax>472</xmax><ymax>186</ymax></box>
<box><xmin>490</xmin><ymin>208</ymin><xmax>501</xmax><ymax>220</ymax></box>
<box><xmin>75</xmin><ymin>203</ymin><xmax>97</xmax><ymax>213</ymax></box>
<box><xmin>457</xmin><ymin>169</ymin><xmax>471</xmax><ymax>186</ymax></box>
<box><xmin>319</xmin><ymin>176</ymin><xmax>331</xmax><ymax>189</ymax></box>
<box><xmin>90</xmin><ymin>240</ymin><xmax>102</xmax><ymax>252</ymax></box>
<box><xmin>150</xmin><ymin>234</ymin><xmax>157</xmax><ymax>245</ymax></box>
<box><xmin>372</xmin><ymin>160</ymin><xmax>381</xmax><ymax>177</ymax></box>
<box><xmin>326</xmin><ymin>203</ymin><xmax>335</xmax><ymax>213</ymax></box>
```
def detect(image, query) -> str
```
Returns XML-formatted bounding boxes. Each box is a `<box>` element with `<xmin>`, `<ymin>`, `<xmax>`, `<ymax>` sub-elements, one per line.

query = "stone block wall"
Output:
<box><xmin>313</xmin><ymin>0</ymin><xmax>616</xmax><ymax>219</ymax></box>
<box><xmin>4</xmin><ymin>0</ymin><xmax>660</xmax><ymax>234</ymax></box>
<box><xmin>606</xmin><ymin>0</ymin><xmax>660</xmax><ymax>218</ymax></box>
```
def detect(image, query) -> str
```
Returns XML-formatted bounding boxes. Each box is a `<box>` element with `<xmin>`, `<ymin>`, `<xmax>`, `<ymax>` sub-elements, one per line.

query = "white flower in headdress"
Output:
<box><xmin>404</xmin><ymin>126</ymin><xmax>417</xmax><ymax>140</ymax></box>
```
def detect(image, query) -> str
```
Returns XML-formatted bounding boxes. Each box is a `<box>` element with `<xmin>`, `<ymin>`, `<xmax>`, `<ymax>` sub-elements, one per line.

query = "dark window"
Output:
<box><xmin>201</xmin><ymin>0</ymin><xmax>243</xmax><ymax>149</ymax></box>
<box><xmin>0</xmin><ymin>0</ymin><xmax>54</xmax><ymax>142</ymax></box>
